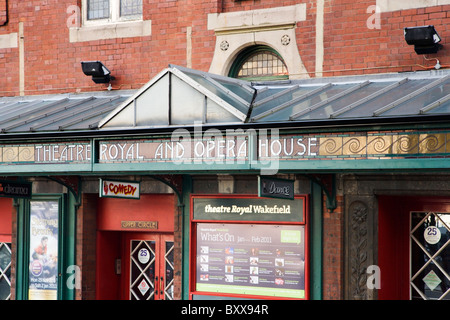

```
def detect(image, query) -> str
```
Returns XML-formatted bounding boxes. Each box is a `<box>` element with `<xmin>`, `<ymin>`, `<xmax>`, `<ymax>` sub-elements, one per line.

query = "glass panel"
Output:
<box><xmin>87</xmin><ymin>0</ymin><xmax>110</xmax><ymax>20</ymax></box>
<box><xmin>299</xmin><ymin>82</ymin><xmax>387</xmax><ymax>120</ymax></box>
<box><xmin>382</xmin><ymin>80</ymin><xmax>450</xmax><ymax>116</ymax></box>
<box><xmin>220</xmin><ymin>81</ymin><xmax>255</xmax><ymax>106</ymax></box>
<box><xmin>0</xmin><ymin>278</ymin><xmax>10</xmax><ymax>300</ymax></box>
<box><xmin>66</xmin><ymin>96</ymin><xmax>129</xmax><ymax>130</ymax></box>
<box><xmin>341</xmin><ymin>79</ymin><xmax>434</xmax><ymax>118</ymax></box>
<box><xmin>170</xmin><ymin>74</ymin><xmax>205</xmax><ymax>124</ymax></box>
<box><xmin>427</xmin><ymin>100</ymin><xmax>450</xmax><ymax>114</ymax></box>
<box><xmin>253</xmin><ymin>87</ymin><xmax>288</xmax><ymax>104</ymax></box>
<box><xmin>237</xmin><ymin>51</ymin><xmax>288</xmax><ymax>80</ymax></box>
<box><xmin>411</xmin><ymin>212</ymin><xmax>450</xmax><ymax>300</ymax></box>
<box><xmin>205</xmin><ymin>98</ymin><xmax>241</xmax><ymax>123</ymax></box>
<box><xmin>252</xmin><ymin>86</ymin><xmax>319</xmax><ymax>118</ymax></box>
<box><xmin>28</xmin><ymin>201</ymin><xmax>59</xmax><ymax>300</ymax></box>
<box><xmin>183</xmin><ymin>72</ymin><xmax>250</xmax><ymax>115</ymax></box>
<box><xmin>130</xmin><ymin>240</ymin><xmax>156</xmax><ymax>300</ymax></box>
<box><xmin>412</xmin><ymin>261</ymin><xmax>450</xmax><ymax>300</ymax></box>
<box><xmin>262</xmin><ymin>85</ymin><xmax>353</xmax><ymax>122</ymax></box>
<box><xmin>0</xmin><ymin>243</ymin><xmax>11</xmax><ymax>271</ymax></box>
<box><xmin>120</xmin><ymin>0</ymin><xmax>142</xmax><ymax>16</ymax></box>
<box><xmin>165</xmin><ymin>241</ymin><xmax>174</xmax><ymax>300</ymax></box>
<box><xmin>136</xmin><ymin>75</ymin><xmax>169</xmax><ymax>126</ymax></box>
<box><xmin>0</xmin><ymin>243</ymin><xmax>11</xmax><ymax>300</ymax></box>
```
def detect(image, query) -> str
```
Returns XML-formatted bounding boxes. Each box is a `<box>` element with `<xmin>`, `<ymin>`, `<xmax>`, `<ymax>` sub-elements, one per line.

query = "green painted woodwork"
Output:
<box><xmin>181</xmin><ymin>175</ymin><xmax>192</xmax><ymax>300</ymax></box>
<box><xmin>15</xmin><ymin>194</ymin><xmax>76</xmax><ymax>300</ymax></box>
<box><xmin>310</xmin><ymin>182</ymin><xmax>323</xmax><ymax>300</ymax></box>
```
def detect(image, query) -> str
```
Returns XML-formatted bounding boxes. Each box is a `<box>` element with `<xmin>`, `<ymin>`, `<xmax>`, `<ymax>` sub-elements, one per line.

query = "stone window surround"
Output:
<box><xmin>207</xmin><ymin>4</ymin><xmax>310</xmax><ymax>79</ymax></box>
<box><xmin>69</xmin><ymin>0</ymin><xmax>151</xmax><ymax>43</ymax></box>
<box><xmin>0</xmin><ymin>33</ymin><xmax>17</xmax><ymax>49</ymax></box>
<box><xmin>69</xmin><ymin>19</ymin><xmax>151</xmax><ymax>43</ymax></box>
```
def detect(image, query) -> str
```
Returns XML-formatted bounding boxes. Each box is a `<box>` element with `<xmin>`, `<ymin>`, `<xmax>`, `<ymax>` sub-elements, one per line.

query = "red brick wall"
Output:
<box><xmin>322</xmin><ymin>195</ymin><xmax>344</xmax><ymax>300</ymax></box>
<box><xmin>323</xmin><ymin>1</ymin><xmax>450</xmax><ymax>76</ymax></box>
<box><xmin>76</xmin><ymin>193</ymin><xmax>97</xmax><ymax>300</ymax></box>
<box><xmin>0</xmin><ymin>0</ymin><xmax>7</xmax><ymax>25</ymax></box>
<box><xmin>0</xmin><ymin>1</ymin><xmax>448</xmax><ymax>96</ymax></box>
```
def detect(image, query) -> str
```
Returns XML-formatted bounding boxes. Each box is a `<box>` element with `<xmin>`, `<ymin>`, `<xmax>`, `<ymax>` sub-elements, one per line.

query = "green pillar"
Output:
<box><xmin>310</xmin><ymin>181</ymin><xmax>323</xmax><ymax>300</ymax></box>
<box><xmin>181</xmin><ymin>175</ymin><xmax>192</xmax><ymax>300</ymax></box>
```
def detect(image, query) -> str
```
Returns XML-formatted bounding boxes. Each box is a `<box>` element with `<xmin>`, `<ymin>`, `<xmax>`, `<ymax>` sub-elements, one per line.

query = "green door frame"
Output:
<box><xmin>310</xmin><ymin>181</ymin><xmax>323</xmax><ymax>300</ymax></box>
<box><xmin>15</xmin><ymin>193</ymin><xmax>77</xmax><ymax>300</ymax></box>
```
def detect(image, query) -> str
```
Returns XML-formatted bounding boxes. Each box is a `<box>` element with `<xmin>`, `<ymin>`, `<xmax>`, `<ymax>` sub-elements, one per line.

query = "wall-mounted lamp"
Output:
<box><xmin>81</xmin><ymin>61</ymin><xmax>115</xmax><ymax>84</ymax></box>
<box><xmin>404</xmin><ymin>25</ymin><xmax>442</xmax><ymax>55</ymax></box>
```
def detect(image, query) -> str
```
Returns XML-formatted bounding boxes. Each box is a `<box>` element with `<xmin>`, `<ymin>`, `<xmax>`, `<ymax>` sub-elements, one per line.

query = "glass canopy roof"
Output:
<box><xmin>100</xmin><ymin>65</ymin><xmax>450</xmax><ymax>129</ymax></box>
<box><xmin>0</xmin><ymin>93</ymin><xmax>130</xmax><ymax>134</ymax></box>
<box><xmin>0</xmin><ymin>65</ymin><xmax>448</xmax><ymax>135</ymax></box>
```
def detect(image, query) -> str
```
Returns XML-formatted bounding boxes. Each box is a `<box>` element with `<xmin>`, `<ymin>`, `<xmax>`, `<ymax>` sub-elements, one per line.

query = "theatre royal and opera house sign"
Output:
<box><xmin>1</xmin><ymin>128</ymin><xmax>450</xmax><ymax>171</ymax></box>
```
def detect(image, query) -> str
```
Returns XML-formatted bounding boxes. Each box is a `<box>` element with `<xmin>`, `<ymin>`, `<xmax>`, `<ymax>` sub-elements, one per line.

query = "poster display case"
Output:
<box><xmin>190</xmin><ymin>195</ymin><xmax>308</xmax><ymax>300</ymax></box>
<box><xmin>28</xmin><ymin>200</ymin><xmax>60</xmax><ymax>300</ymax></box>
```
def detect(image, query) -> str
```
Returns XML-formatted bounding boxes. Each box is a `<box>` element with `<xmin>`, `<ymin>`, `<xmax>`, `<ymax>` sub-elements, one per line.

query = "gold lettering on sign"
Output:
<box><xmin>121</xmin><ymin>221</ymin><xmax>158</xmax><ymax>230</ymax></box>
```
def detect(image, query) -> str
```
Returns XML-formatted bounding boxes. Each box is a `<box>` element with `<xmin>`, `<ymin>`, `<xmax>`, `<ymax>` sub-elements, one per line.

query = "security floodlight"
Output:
<box><xmin>81</xmin><ymin>61</ymin><xmax>115</xmax><ymax>84</ymax></box>
<box><xmin>404</xmin><ymin>25</ymin><xmax>442</xmax><ymax>55</ymax></box>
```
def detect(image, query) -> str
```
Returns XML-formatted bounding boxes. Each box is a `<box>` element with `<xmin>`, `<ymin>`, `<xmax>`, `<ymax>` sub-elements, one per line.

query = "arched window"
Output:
<box><xmin>229</xmin><ymin>45</ymin><xmax>289</xmax><ymax>81</ymax></box>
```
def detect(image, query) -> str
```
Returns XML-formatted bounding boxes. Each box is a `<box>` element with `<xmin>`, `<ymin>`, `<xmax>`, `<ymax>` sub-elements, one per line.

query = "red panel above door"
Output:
<box><xmin>97</xmin><ymin>194</ymin><xmax>175</xmax><ymax>233</ymax></box>
<box><xmin>0</xmin><ymin>198</ymin><xmax>12</xmax><ymax>242</ymax></box>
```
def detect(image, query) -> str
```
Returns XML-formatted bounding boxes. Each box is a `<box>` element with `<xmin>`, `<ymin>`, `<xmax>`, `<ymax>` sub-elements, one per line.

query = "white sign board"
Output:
<box><xmin>424</xmin><ymin>226</ymin><xmax>441</xmax><ymax>245</ymax></box>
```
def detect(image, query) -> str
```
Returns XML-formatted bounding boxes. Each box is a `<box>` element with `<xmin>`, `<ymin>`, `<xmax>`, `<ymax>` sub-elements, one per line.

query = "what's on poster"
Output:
<box><xmin>28</xmin><ymin>201</ymin><xmax>59</xmax><ymax>300</ymax></box>
<box><xmin>196</xmin><ymin>223</ymin><xmax>305</xmax><ymax>299</ymax></box>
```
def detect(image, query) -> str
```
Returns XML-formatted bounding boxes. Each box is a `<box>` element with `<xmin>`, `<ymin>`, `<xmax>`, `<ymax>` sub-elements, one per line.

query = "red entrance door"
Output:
<box><xmin>121</xmin><ymin>233</ymin><xmax>174</xmax><ymax>300</ymax></box>
<box><xmin>378</xmin><ymin>196</ymin><xmax>450</xmax><ymax>300</ymax></box>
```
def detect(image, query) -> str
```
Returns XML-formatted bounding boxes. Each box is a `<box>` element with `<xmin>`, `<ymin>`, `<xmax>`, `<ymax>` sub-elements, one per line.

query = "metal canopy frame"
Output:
<box><xmin>99</xmin><ymin>65</ymin><xmax>450</xmax><ymax>130</ymax></box>
<box><xmin>0</xmin><ymin>65</ymin><xmax>448</xmax><ymax>135</ymax></box>
<box><xmin>0</xmin><ymin>95</ymin><xmax>130</xmax><ymax>134</ymax></box>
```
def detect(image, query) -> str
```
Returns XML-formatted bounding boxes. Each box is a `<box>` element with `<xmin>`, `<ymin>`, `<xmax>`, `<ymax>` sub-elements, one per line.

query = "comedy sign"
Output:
<box><xmin>99</xmin><ymin>179</ymin><xmax>140</xmax><ymax>199</ymax></box>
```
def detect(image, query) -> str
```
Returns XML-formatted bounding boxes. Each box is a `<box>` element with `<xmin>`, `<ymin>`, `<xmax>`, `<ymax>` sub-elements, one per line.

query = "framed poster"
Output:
<box><xmin>190</xmin><ymin>195</ymin><xmax>309</xmax><ymax>300</ymax></box>
<box><xmin>28</xmin><ymin>200</ymin><xmax>59</xmax><ymax>300</ymax></box>
<box><xmin>195</xmin><ymin>223</ymin><xmax>306</xmax><ymax>298</ymax></box>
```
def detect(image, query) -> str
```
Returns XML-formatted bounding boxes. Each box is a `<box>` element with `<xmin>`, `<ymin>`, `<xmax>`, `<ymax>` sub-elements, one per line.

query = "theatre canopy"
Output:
<box><xmin>0</xmin><ymin>65</ymin><xmax>449</xmax><ymax>174</ymax></box>
<box><xmin>99</xmin><ymin>65</ymin><xmax>450</xmax><ymax>129</ymax></box>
